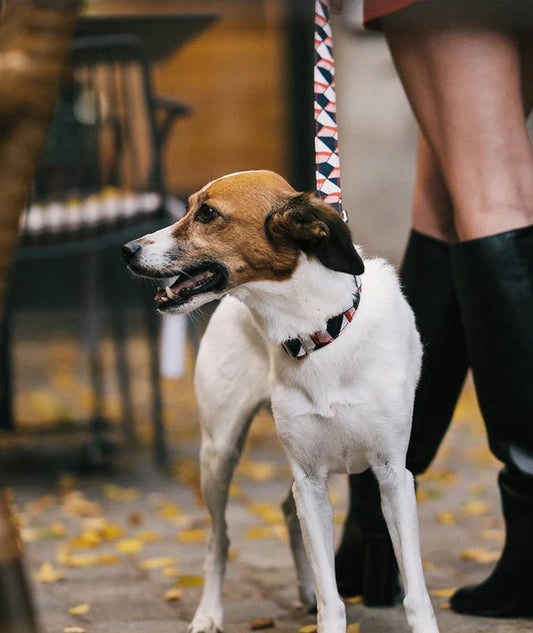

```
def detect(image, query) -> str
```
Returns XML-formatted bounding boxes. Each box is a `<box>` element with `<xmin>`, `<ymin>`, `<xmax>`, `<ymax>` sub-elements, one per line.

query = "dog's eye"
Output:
<box><xmin>195</xmin><ymin>204</ymin><xmax>218</xmax><ymax>223</ymax></box>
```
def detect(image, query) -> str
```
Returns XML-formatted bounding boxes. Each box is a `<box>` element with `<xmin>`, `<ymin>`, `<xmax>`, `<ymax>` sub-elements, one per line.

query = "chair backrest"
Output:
<box><xmin>21</xmin><ymin>34</ymin><xmax>165</xmax><ymax>244</ymax></box>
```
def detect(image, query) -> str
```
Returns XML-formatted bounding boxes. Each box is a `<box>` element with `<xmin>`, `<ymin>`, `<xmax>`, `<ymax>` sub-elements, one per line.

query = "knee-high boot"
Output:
<box><xmin>449</xmin><ymin>225</ymin><xmax>533</xmax><ymax>617</ymax></box>
<box><xmin>335</xmin><ymin>230</ymin><xmax>469</xmax><ymax>604</ymax></box>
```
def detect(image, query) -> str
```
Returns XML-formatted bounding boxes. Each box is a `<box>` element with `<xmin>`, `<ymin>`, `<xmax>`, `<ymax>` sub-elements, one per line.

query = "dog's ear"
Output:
<box><xmin>265</xmin><ymin>193</ymin><xmax>364</xmax><ymax>275</ymax></box>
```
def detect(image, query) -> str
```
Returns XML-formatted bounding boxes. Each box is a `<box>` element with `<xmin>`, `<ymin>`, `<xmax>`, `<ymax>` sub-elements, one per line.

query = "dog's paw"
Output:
<box><xmin>188</xmin><ymin>612</ymin><xmax>223</xmax><ymax>633</ymax></box>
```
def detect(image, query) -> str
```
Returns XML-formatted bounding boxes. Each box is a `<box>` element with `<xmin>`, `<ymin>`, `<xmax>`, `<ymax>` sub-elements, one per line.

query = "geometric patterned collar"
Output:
<box><xmin>281</xmin><ymin>276</ymin><xmax>362</xmax><ymax>360</ymax></box>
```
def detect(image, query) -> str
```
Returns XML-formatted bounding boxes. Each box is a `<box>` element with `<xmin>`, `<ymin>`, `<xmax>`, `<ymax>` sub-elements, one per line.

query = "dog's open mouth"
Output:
<box><xmin>154</xmin><ymin>262</ymin><xmax>227</xmax><ymax>310</ymax></box>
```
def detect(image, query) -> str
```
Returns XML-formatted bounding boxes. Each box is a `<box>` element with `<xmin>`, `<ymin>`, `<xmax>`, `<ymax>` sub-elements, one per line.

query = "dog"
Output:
<box><xmin>122</xmin><ymin>170</ymin><xmax>439</xmax><ymax>633</ymax></box>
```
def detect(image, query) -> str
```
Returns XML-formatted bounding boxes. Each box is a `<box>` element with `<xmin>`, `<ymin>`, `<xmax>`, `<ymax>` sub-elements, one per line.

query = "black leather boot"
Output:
<box><xmin>335</xmin><ymin>230</ymin><xmax>469</xmax><ymax>604</ymax></box>
<box><xmin>451</xmin><ymin>469</ymin><xmax>533</xmax><ymax>616</ymax></box>
<box><xmin>449</xmin><ymin>225</ymin><xmax>533</xmax><ymax>617</ymax></box>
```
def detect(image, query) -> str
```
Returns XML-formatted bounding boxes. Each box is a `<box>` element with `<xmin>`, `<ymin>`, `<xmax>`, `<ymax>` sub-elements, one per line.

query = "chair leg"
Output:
<box><xmin>80</xmin><ymin>253</ymin><xmax>108</xmax><ymax>464</ymax></box>
<box><xmin>143</xmin><ymin>301</ymin><xmax>166</xmax><ymax>465</ymax></box>
<box><xmin>0</xmin><ymin>307</ymin><xmax>14</xmax><ymax>431</ymax></box>
<box><xmin>110</xmin><ymin>303</ymin><xmax>135</xmax><ymax>446</ymax></box>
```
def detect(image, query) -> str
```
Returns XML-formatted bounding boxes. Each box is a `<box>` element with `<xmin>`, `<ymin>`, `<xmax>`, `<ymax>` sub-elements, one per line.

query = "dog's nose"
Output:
<box><xmin>122</xmin><ymin>241</ymin><xmax>142</xmax><ymax>263</ymax></box>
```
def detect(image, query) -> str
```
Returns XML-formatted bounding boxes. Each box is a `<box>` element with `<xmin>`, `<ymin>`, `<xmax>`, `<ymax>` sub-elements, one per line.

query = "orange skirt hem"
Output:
<box><xmin>364</xmin><ymin>0</ymin><xmax>426</xmax><ymax>28</ymax></box>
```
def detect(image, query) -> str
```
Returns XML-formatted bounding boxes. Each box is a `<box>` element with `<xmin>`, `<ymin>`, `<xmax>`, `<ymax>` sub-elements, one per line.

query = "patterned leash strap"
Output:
<box><xmin>314</xmin><ymin>0</ymin><xmax>347</xmax><ymax>222</ymax></box>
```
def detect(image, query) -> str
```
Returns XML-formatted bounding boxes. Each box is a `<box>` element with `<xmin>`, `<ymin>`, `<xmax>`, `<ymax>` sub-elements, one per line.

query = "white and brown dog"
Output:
<box><xmin>122</xmin><ymin>170</ymin><xmax>439</xmax><ymax>633</ymax></box>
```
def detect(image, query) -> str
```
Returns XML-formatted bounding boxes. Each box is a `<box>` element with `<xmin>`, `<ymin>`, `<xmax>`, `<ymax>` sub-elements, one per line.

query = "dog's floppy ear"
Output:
<box><xmin>265</xmin><ymin>193</ymin><xmax>364</xmax><ymax>275</ymax></box>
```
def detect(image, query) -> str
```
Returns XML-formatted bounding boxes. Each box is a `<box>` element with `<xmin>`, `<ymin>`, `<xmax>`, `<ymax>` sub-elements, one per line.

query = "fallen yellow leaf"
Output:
<box><xmin>247</xmin><ymin>502</ymin><xmax>284</xmax><ymax>524</ymax></box>
<box><xmin>69</xmin><ymin>531</ymin><xmax>101</xmax><ymax>549</ymax></box>
<box><xmin>245</xmin><ymin>525</ymin><xmax>287</xmax><ymax>540</ymax></box>
<box><xmin>62</xmin><ymin>491</ymin><xmax>102</xmax><ymax>517</ymax></box>
<box><xmin>176</xmin><ymin>529</ymin><xmax>206</xmax><ymax>543</ymax></box>
<box><xmin>347</xmin><ymin>624</ymin><xmax>360</xmax><ymax>633</ymax></box>
<box><xmin>178</xmin><ymin>575</ymin><xmax>204</xmax><ymax>586</ymax></box>
<box><xmin>461</xmin><ymin>500</ymin><xmax>491</xmax><ymax>517</ymax></box>
<box><xmin>460</xmin><ymin>548</ymin><xmax>500</xmax><ymax>563</ymax></box>
<box><xmin>58</xmin><ymin>549</ymin><xmax>119</xmax><ymax>567</ymax></box>
<box><xmin>68</xmin><ymin>603</ymin><xmax>90</xmax><ymax>616</ymax></box>
<box><xmin>102</xmin><ymin>484</ymin><xmax>139</xmax><ymax>502</ymax></box>
<box><xmin>116</xmin><ymin>538</ymin><xmax>144</xmax><ymax>555</ymax></box>
<box><xmin>344</xmin><ymin>595</ymin><xmax>362</xmax><ymax>604</ymax></box>
<box><xmin>430</xmin><ymin>588</ymin><xmax>455</xmax><ymax>598</ymax></box>
<box><xmin>237</xmin><ymin>459</ymin><xmax>280</xmax><ymax>482</ymax></box>
<box><xmin>64</xmin><ymin>627</ymin><xmax>86</xmax><ymax>633</ymax></box>
<box><xmin>299</xmin><ymin>625</ymin><xmax>317</xmax><ymax>633</ymax></box>
<box><xmin>481</xmin><ymin>528</ymin><xmax>504</xmax><ymax>542</ymax></box>
<box><xmin>162</xmin><ymin>567</ymin><xmax>180</xmax><ymax>577</ymax></box>
<box><xmin>157</xmin><ymin>502</ymin><xmax>183</xmax><ymax>519</ymax></box>
<box><xmin>164</xmin><ymin>587</ymin><xmax>183</xmax><ymax>601</ymax></box>
<box><xmin>139</xmin><ymin>556</ymin><xmax>176</xmax><ymax>570</ymax></box>
<box><xmin>440</xmin><ymin>603</ymin><xmax>451</xmax><ymax>610</ymax></box>
<box><xmin>35</xmin><ymin>562</ymin><xmax>64</xmax><ymax>583</ymax></box>
<box><xmin>435</xmin><ymin>511</ymin><xmax>456</xmax><ymax>525</ymax></box>
<box><xmin>138</xmin><ymin>530</ymin><xmax>160</xmax><ymax>542</ymax></box>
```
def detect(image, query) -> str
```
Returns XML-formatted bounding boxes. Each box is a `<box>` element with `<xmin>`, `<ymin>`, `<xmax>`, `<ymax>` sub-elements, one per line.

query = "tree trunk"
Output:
<box><xmin>0</xmin><ymin>2</ymin><xmax>80</xmax><ymax>631</ymax></box>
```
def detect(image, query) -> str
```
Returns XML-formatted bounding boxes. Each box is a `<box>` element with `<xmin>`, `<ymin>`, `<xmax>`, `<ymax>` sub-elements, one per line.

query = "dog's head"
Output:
<box><xmin>122</xmin><ymin>170</ymin><xmax>364</xmax><ymax>314</ymax></box>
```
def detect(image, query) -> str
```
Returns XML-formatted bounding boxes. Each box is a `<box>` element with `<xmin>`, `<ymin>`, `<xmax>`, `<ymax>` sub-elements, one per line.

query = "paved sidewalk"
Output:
<box><xmin>5</xmin><ymin>373</ymin><xmax>531</xmax><ymax>633</ymax></box>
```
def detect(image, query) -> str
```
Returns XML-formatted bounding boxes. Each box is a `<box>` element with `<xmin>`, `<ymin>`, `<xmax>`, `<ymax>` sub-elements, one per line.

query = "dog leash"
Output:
<box><xmin>314</xmin><ymin>0</ymin><xmax>348</xmax><ymax>223</ymax></box>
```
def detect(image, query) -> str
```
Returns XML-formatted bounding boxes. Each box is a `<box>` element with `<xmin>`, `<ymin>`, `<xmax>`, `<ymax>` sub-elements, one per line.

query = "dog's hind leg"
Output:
<box><xmin>282</xmin><ymin>487</ymin><xmax>316</xmax><ymax>611</ymax></box>
<box><xmin>370</xmin><ymin>457</ymin><xmax>439</xmax><ymax>633</ymax></box>
<box><xmin>189</xmin><ymin>297</ymin><xmax>270</xmax><ymax>633</ymax></box>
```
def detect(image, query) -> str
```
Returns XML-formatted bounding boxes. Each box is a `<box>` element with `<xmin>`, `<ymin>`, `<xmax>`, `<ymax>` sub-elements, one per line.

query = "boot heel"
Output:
<box><xmin>362</xmin><ymin>537</ymin><xmax>401</xmax><ymax>606</ymax></box>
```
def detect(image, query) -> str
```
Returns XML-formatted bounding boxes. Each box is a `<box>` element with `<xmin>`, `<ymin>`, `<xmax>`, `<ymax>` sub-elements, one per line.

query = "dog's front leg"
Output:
<box><xmin>371</xmin><ymin>460</ymin><xmax>439</xmax><ymax>633</ymax></box>
<box><xmin>188</xmin><ymin>431</ymin><xmax>247</xmax><ymax>633</ymax></box>
<box><xmin>291</xmin><ymin>468</ymin><xmax>346</xmax><ymax>633</ymax></box>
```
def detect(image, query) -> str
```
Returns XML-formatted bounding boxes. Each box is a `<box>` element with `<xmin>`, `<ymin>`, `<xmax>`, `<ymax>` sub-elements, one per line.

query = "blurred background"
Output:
<box><xmin>3</xmin><ymin>0</ymin><xmax>416</xmax><ymax>467</ymax></box>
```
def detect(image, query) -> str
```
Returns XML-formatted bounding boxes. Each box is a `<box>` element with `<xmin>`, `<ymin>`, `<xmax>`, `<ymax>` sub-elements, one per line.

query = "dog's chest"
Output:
<box><xmin>269</xmin><ymin>356</ymin><xmax>377</xmax><ymax>474</ymax></box>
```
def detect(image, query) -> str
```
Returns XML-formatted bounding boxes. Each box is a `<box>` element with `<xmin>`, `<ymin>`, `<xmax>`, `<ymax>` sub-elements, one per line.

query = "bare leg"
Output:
<box><xmin>383</xmin><ymin>0</ymin><xmax>533</xmax><ymax>241</ymax></box>
<box><xmin>412</xmin><ymin>133</ymin><xmax>456</xmax><ymax>242</ymax></box>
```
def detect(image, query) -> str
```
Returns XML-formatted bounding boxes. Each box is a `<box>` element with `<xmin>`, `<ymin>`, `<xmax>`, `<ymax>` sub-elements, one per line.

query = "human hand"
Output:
<box><xmin>326</xmin><ymin>0</ymin><xmax>344</xmax><ymax>14</ymax></box>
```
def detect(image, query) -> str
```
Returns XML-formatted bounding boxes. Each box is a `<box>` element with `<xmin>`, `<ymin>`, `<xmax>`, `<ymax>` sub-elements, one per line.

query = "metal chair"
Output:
<box><xmin>2</xmin><ymin>34</ymin><xmax>190</xmax><ymax>465</ymax></box>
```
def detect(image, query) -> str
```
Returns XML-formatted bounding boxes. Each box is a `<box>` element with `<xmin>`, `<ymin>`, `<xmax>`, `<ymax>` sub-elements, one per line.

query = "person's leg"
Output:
<box><xmin>383</xmin><ymin>0</ymin><xmax>533</xmax><ymax>616</ymax></box>
<box><xmin>383</xmin><ymin>0</ymin><xmax>533</xmax><ymax>242</ymax></box>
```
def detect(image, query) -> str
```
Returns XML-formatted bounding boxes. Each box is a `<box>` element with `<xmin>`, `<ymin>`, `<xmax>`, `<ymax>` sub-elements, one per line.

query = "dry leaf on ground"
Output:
<box><xmin>139</xmin><ymin>556</ymin><xmax>176</xmax><ymax>570</ymax></box>
<box><xmin>164</xmin><ymin>587</ymin><xmax>183</xmax><ymax>602</ymax></box>
<box><xmin>299</xmin><ymin>625</ymin><xmax>317</xmax><ymax>633</ymax></box>
<box><xmin>102</xmin><ymin>484</ymin><xmax>139</xmax><ymax>502</ymax></box>
<box><xmin>68</xmin><ymin>603</ymin><xmax>90</xmax><ymax>616</ymax></box>
<box><xmin>435</xmin><ymin>511</ymin><xmax>456</xmax><ymax>525</ymax></box>
<box><xmin>35</xmin><ymin>562</ymin><xmax>64</xmax><ymax>583</ymax></box>
<box><xmin>344</xmin><ymin>596</ymin><xmax>362</xmax><ymax>604</ymax></box>
<box><xmin>116</xmin><ymin>538</ymin><xmax>144</xmax><ymax>555</ymax></box>
<box><xmin>347</xmin><ymin>624</ymin><xmax>360</xmax><ymax>633</ymax></box>
<box><xmin>178</xmin><ymin>575</ymin><xmax>204</xmax><ymax>586</ymax></box>
<box><xmin>430</xmin><ymin>588</ymin><xmax>455</xmax><ymax>598</ymax></box>
<box><xmin>460</xmin><ymin>548</ymin><xmax>500</xmax><ymax>563</ymax></box>
<box><xmin>249</xmin><ymin>617</ymin><xmax>275</xmax><ymax>630</ymax></box>
<box><xmin>64</xmin><ymin>627</ymin><xmax>86</xmax><ymax>633</ymax></box>
<box><xmin>176</xmin><ymin>529</ymin><xmax>206</xmax><ymax>543</ymax></box>
<box><xmin>461</xmin><ymin>500</ymin><xmax>491</xmax><ymax>517</ymax></box>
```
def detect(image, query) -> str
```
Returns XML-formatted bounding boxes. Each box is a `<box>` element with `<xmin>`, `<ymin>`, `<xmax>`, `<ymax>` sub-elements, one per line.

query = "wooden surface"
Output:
<box><xmin>84</xmin><ymin>0</ymin><xmax>288</xmax><ymax>196</ymax></box>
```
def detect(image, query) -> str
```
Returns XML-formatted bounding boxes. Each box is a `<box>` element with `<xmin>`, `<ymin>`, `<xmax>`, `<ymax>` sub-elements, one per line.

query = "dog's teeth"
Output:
<box><xmin>165</xmin><ymin>286</ymin><xmax>175</xmax><ymax>299</ymax></box>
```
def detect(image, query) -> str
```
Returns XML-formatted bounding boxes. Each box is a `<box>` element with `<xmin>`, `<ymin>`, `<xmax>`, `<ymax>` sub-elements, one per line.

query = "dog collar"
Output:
<box><xmin>281</xmin><ymin>276</ymin><xmax>362</xmax><ymax>360</ymax></box>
